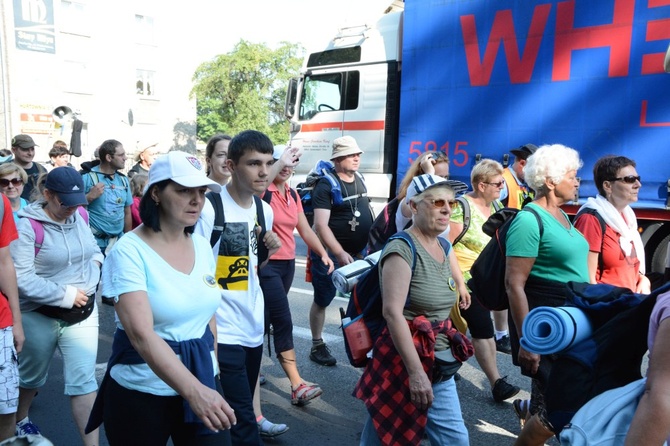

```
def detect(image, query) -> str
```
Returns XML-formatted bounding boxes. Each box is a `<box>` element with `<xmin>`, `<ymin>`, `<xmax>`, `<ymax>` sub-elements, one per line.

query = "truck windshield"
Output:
<box><xmin>299</xmin><ymin>71</ymin><xmax>360</xmax><ymax>121</ymax></box>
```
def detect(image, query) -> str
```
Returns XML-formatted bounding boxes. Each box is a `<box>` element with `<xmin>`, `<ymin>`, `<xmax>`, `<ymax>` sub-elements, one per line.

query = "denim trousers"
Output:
<box><xmin>359</xmin><ymin>376</ymin><xmax>469</xmax><ymax>445</ymax></box>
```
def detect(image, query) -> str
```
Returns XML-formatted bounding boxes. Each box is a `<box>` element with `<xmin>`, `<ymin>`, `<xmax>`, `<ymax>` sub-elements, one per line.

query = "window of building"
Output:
<box><xmin>136</xmin><ymin>69</ymin><xmax>156</xmax><ymax>96</ymax></box>
<box><xmin>60</xmin><ymin>0</ymin><xmax>90</xmax><ymax>36</ymax></box>
<box><xmin>134</xmin><ymin>14</ymin><xmax>155</xmax><ymax>45</ymax></box>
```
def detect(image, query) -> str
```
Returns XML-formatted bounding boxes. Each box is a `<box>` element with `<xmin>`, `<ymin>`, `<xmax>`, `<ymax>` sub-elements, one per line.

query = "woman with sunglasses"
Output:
<box><xmin>448</xmin><ymin>159</ymin><xmax>520</xmax><ymax>403</ymax></box>
<box><xmin>0</xmin><ymin>164</ymin><xmax>28</xmax><ymax>223</ymax></box>
<box><xmin>506</xmin><ymin>144</ymin><xmax>589</xmax><ymax>445</ymax></box>
<box><xmin>356</xmin><ymin>174</ymin><xmax>470</xmax><ymax>445</ymax></box>
<box><xmin>9</xmin><ymin>167</ymin><xmax>103</xmax><ymax>444</ymax></box>
<box><xmin>573</xmin><ymin>155</ymin><xmax>649</xmax><ymax>293</ymax></box>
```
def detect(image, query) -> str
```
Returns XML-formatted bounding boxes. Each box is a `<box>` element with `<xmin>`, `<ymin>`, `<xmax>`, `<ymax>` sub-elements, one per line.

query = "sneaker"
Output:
<box><xmin>257</xmin><ymin>416</ymin><xmax>289</xmax><ymax>438</ymax></box>
<box><xmin>495</xmin><ymin>335</ymin><xmax>512</xmax><ymax>354</ymax></box>
<box><xmin>309</xmin><ymin>342</ymin><xmax>336</xmax><ymax>366</ymax></box>
<box><xmin>291</xmin><ymin>382</ymin><xmax>323</xmax><ymax>406</ymax></box>
<box><xmin>16</xmin><ymin>418</ymin><xmax>41</xmax><ymax>436</ymax></box>
<box><xmin>492</xmin><ymin>376</ymin><xmax>520</xmax><ymax>403</ymax></box>
<box><xmin>513</xmin><ymin>398</ymin><xmax>530</xmax><ymax>428</ymax></box>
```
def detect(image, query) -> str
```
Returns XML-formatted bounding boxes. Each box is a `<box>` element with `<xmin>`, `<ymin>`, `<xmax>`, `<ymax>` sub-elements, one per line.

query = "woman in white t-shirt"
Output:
<box><xmin>87</xmin><ymin>151</ymin><xmax>236</xmax><ymax>446</ymax></box>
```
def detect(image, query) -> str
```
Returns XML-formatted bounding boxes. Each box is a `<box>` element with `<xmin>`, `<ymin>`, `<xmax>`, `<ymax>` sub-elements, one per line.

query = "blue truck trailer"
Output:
<box><xmin>284</xmin><ymin>0</ymin><xmax>670</xmax><ymax>274</ymax></box>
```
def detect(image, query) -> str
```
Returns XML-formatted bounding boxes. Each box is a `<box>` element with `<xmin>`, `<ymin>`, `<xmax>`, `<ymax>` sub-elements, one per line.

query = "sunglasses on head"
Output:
<box><xmin>609</xmin><ymin>175</ymin><xmax>641</xmax><ymax>184</ymax></box>
<box><xmin>0</xmin><ymin>178</ymin><xmax>23</xmax><ymax>187</ymax></box>
<box><xmin>424</xmin><ymin>198</ymin><xmax>457</xmax><ymax>210</ymax></box>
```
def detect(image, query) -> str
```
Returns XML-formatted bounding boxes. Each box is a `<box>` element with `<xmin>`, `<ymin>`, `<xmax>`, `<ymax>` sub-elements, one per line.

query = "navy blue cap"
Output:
<box><xmin>44</xmin><ymin>167</ymin><xmax>87</xmax><ymax>207</ymax></box>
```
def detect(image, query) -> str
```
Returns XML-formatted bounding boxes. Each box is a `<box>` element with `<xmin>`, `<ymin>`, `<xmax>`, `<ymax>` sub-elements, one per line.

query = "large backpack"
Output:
<box><xmin>467</xmin><ymin>206</ymin><xmax>543</xmax><ymax>311</ymax></box>
<box><xmin>205</xmin><ymin>191</ymin><xmax>268</xmax><ymax>265</ymax></box>
<box><xmin>340</xmin><ymin>231</ymin><xmax>451</xmax><ymax>367</ymax></box>
<box><xmin>296</xmin><ymin>160</ymin><xmax>366</xmax><ymax>227</ymax></box>
<box><xmin>366</xmin><ymin>197</ymin><xmax>405</xmax><ymax>254</ymax></box>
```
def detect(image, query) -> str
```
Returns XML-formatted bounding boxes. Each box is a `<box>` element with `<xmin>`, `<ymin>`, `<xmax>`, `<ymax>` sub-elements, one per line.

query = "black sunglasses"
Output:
<box><xmin>609</xmin><ymin>175</ymin><xmax>641</xmax><ymax>184</ymax></box>
<box><xmin>0</xmin><ymin>178</ymin><xmax>23</xmax><ymax>187</ymax></box>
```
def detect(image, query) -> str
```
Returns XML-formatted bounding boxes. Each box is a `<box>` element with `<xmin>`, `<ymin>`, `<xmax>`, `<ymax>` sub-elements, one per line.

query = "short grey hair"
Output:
<box><xmin>524</xmin><ymin>144</ymin><xmax>582</xmax><ymax>191</ymax></box>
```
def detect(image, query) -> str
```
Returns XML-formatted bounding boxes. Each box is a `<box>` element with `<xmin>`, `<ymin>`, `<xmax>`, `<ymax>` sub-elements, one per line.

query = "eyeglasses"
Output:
<box><xmin>609</xmin><ymin>175</ymin><xmax>641</xmax><ymax>184</ymax></box>
<box><xmin>484</xmin><ymin>180</ymin><xmax>505</xmax><ymax>188</ymax></box>
<box><xmin>424</xmin><ymin>198</ymin><xmax>458</xmax><ymax>210</ymax></box>
<box><xmin>0</xmin><ymin>178</ymin><xmax>23</xmax><ymax>187</ymax></box>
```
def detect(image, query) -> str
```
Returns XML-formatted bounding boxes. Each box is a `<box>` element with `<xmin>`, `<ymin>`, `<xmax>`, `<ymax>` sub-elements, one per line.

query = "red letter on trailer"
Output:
<box><xmin>461</xmin><ymin>4</ymin><xmax>551</xmax><ymax>86</ymax></box>
<box><xmin>552</xmin><ymin>0</ymin><xmax>634</xmax><ymax>81</ymax></box>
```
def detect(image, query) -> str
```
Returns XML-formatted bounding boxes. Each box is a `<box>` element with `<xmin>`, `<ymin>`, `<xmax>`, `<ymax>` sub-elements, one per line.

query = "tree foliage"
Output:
<box><xmin>191</xmin><ymin>40</ymin><xmax>304</xmax><ymax>144</ymax></box>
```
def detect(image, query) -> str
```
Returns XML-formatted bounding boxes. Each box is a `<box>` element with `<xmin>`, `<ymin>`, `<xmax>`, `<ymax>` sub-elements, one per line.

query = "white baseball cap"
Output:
<box><xmin>405</xmin><ymin>174</ymin><xmax>449</xmax><ymax>204</ymax></box>
<box><xmin>145</xmin><ymin>151</ymin><xmax>221</xmax><ymax>193</ymax></box>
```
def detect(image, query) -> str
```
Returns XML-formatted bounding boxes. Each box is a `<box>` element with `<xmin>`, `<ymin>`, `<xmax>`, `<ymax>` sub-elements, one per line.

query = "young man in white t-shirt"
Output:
<box><xmin>195</xmin><ymin>130</ymin><xmax>281</xmax><ymax>445</ymax></box>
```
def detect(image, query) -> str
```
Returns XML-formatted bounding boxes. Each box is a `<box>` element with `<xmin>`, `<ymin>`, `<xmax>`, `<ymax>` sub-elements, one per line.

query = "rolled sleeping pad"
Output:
<box><xmin>520</xmin><ymin>306</ymin><xmax>592</xmax><ymax>355</ymax></box>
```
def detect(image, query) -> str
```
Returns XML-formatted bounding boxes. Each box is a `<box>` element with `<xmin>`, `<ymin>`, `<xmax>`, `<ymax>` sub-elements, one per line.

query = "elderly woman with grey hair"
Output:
<box><xmin>355</xmin><ymin>174</ymin><xmax>471</xmax><ymax>446</ymax></box>
<box><xmin>504</xmin><ymin>144</ymin><xmax>590</xmax><ymax>446</ymax></box>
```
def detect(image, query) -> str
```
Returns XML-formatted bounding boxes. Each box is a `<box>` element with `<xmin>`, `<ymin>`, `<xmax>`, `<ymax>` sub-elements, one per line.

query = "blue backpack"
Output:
<box><xmin>340</xmin><ymin>231</ymin><xmax>451</xmax><ymax>367</ymax></box>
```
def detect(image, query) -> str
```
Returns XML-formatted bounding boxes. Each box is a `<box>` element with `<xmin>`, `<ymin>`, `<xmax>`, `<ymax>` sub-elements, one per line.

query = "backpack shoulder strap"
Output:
<box><xmin>389</xmin><ymin>231</ymin><xmax>418</xmax><ymax>271</ymax></box>
<box><xmin>253</xmin><ymin>195</ymin><xmax>268</xmax><ymax>264</ymax></box>
<box><xmin>575</xmin><ymin>207</ymin><xmax>606</xmax><ymax>279</ymax></box>
<box><xmin>28</xmin><ymin>218</ymin><xmax>44</xmax><ymax>257</ymax></box>
<box><xmin>289</xmin><ymin>188</ymin><xmax>298</xmax><ymax>203</ymax></box>
<box><xmin>261</xmin><ymin>190</ymin><xmax>272</xmax><ymax>205</ymax></box>
<box><xmin>453</xmin><ymin>196</ymin><xmax>470</xmax><ymax>246</ymax></box>
<box><xmin>77</xmin><ymin>206</ymin><xmax>89</xmax><ymax>225</ymax></box>
<box><xmin>205</xmin><ymin>191</ymin><xmax>224</xmax><ymax>248</ymax></box>
<box><xmin>84</xmin><ymin>171</ymin><xmax>99</xmax><ymax>186</ymax></box>
<box><xmin>492</xmin><ymin>199</ymin><xmax>503</xmax><ymax>212</ymax></box>
<box><xmin>522</xmin><ymin>205</ymin><xmax>544</xmax><ymax>237</ymax></box>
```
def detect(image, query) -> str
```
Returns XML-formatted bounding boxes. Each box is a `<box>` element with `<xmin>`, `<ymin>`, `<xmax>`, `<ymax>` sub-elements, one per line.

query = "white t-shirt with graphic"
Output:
<box><xmin>196</xmin><ymin>186</ymin><xmax>273</xmax><ymax>348</ymax></box>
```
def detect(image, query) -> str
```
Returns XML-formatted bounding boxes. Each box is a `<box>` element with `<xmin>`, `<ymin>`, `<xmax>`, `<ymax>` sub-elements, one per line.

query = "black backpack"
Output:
<box><xmin>467</xmin><ymin>206</ymin><xmax>543</xmax><ymax>311</ymax></box>
<box><xmin>341</xmin><ymin>231</ymin><xmax>451</xmax><ymax>367</ymax></box>
<box><xmin>366</xmin><ymin>197</ymin><xmax>404</xmax><ymax>254</ymax></box>
<box><xmin>205</xmin><ymin>191</ymin><xmax>268</xmax><ymax>265</ymax></box>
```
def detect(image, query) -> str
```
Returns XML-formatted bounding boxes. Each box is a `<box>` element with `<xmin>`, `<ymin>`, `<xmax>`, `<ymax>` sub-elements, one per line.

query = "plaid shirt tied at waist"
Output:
<box><xmin>353</xmin><ymin>316</ymin><xmax>473</xmax><ymax>446</ymax></box>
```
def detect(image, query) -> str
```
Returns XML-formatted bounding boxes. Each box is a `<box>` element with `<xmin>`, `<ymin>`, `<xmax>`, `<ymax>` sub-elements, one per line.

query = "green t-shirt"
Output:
<box><xmin>506</xmin><ymin>203</ymin><xmax>589</xmax><ymax>283</ymax></box>
<box><xmin>379</xmin><ymin>232</ymin><xmax>457</xmax><ymax>351</ymax></box>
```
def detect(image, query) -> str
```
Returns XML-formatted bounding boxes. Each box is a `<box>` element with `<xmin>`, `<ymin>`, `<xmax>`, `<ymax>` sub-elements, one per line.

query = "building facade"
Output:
<box><xmin>0</xmin><ymin>0</ymin><xmax>197</xmax><ymax>166</ymax></box>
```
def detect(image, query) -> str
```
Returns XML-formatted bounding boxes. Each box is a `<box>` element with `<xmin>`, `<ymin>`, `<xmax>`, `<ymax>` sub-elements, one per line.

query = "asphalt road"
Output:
<box><xmin>28</xmin><ymin>236</ymin><xmax>560</xmax><ymax>446</ymax></box>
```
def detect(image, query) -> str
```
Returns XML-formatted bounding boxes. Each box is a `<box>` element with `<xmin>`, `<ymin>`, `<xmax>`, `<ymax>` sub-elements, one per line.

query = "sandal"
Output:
<box><xmin>257</xmin><ymin>416</ymin><xmax>289</xmax><ymax>438</ymax></box>
<box><xmin>291</xmin><ymin>382</ymin><xmax>323</xmax><ymax>406</ymax></box>
<box><xmin>513</xmin><ymin>398</ymin><xmax>530</xmax><ymax>428</ymax></box>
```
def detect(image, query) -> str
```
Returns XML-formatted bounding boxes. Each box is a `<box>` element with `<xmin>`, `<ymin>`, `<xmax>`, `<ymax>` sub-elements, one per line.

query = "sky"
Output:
<box><xmin>184</xmin><ymin>0</ymin><xmax>394</xmax><ymax>64</ymax></box>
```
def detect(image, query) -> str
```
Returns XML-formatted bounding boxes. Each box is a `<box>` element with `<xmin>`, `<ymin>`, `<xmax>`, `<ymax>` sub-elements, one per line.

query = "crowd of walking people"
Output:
<box><xmin>0</xmin><ymin>131</ymin><xmax>666</xmax><ymax>446</ymax></box>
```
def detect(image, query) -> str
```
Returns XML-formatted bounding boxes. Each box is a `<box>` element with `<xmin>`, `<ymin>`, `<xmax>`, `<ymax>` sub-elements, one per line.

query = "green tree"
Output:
<box><xmin>191</xmin><ymin>40</ymin><xmax>304</xmax><ymax>144</ymax></box>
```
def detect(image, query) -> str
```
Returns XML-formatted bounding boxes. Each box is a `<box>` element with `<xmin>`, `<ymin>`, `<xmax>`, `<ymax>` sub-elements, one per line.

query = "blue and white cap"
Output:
<box><xmin>405</xmin><ymin>174</ymin><xmax>449</xmax><ymax>204</ymax></box>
